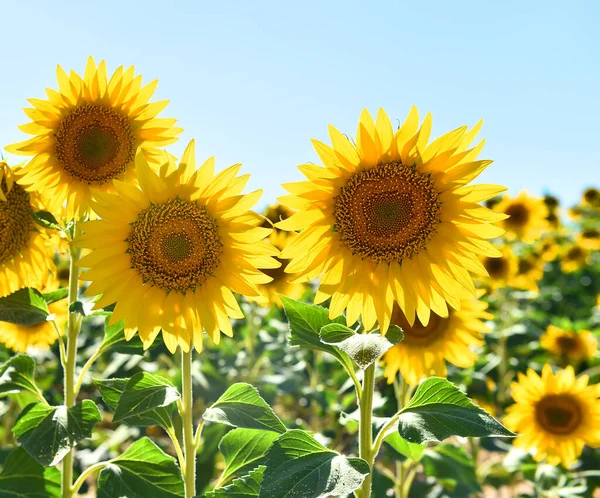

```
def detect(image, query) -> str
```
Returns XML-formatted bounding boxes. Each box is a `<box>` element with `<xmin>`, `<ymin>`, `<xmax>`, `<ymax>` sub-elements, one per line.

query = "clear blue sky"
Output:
<box><xmin>1</xmin><ymin>1</ymin><xmax>598</xmax><ymax>209</ymax></box>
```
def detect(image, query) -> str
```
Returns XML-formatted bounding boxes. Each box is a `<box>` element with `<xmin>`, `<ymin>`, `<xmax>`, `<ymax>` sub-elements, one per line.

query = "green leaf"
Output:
<box><xmin>112</xmin><ymin>373</ymin><xmax>180</xmax><ymax>423</ymax></box>
<box><xmin>0</xmin><ymin>288</ymin><xmax>49</xmax><ymax>326</ymax></box>
<box><xmin>97</xmin><ymin>437</ymin><xmax>184</xmax><ymax>498</ymax></box>
<box><xmin>29</xmin><ymin>210</ymin><xmax>62</xmax><ymax>231</ymax></box>
<box><xmin>13</xmin><ymin>400</ymin><xmax>102</xmax><ymax>466</ymax></box>
<box><xmin>94</xmin><ymin>378</ymin><xmax>175</xmax><ymax>429</ymax></box>
<box><xmin>398</xmin><ymin>377</ymin><xmax>515</xmax><ymax>444</ymax></box>
<box><xmin>203</xmin><ymin>383</ymin><xmax>286</xmax><ymax>434</ymax></box>
<box><xmin>0</xmin><ymin>447</ymin><xmax>61</xmax><ymax>497</ymax></box>
<box><xmin>99</xmin><ymin>318</ymin><xmax>147</xmax><ymax>355</ymax></box>
<box><xmin>42</xmin><ymin>288</ymin><xmax>68</xmax><ymax>305</ymax></box>
<box><xmin>0</xmin><ymin>355</ymin><xmax>41</xmax><ymax>398</ymax></box>
<box><xmin>259</xmin><ymin>429</ymin><xmax>369</xmax><ymax>498</ymax></box>
<box><xmin>384</xmin><ymin>432</ymin><xmax>425</xmax><ymax>461</ymax></box>
<box><xmin>320</xmin><ymin>325</ymin><xmax>403</xmax><ymax>369</ymax></box>
<box><xmin>422</xmin><ymin>443</ymin><xmax>481</xmax><ymax>493</ymax></box>
<box><xmin>280</xmin><ymin>297</ymin><xmax>353</xmax><ymax>371</ymax></box>
<box><xmin>219</xmin><ymin>429</ymin><xmax>279</xmax><ymax>483</ymax></box>
<box><xmin>204</xmin><ymin>466</ymin><xmax>264</xmax><ymax>498</ymax></box>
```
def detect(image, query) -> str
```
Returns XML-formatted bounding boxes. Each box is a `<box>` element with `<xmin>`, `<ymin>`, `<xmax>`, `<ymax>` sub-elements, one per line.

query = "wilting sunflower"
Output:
<box><xmin>577</xmin><ymin>228</ymin><xmax>600</xmax><ymax>251</ymax></box>
<box><xmin>277</xmin><ymin>107</ymin><xmax>506</xmax><ymax>332</ymax></box>
<box><xmin>510</xmin><ymin>253</ymin><xmax>544</xmax><ymax>291</ymax></box>
<box><xmin>494</xmin><ymin>191</ymin><xmax>548</xmax><ymax>243</ymax></box>
<box><xmin>0</xmin><ymin>162</ymin><xmax>54</xmax><ymax>297</ymax></box>
<box><xmin>480</xmin><ymin>245</ymin><xmax>518</xmax><ymax>290</ymax></box>
<box><xmin>560</xmin><ymin>243</ymin><xmax>589</xmax><ymax>273</ymax></box>
<box><xmin>0</xmin><ymin>279</ymin><xmax>67</xmax><ymax>352</ymax></box>
<box><xmin>505</xmin><ymin>365</ymin><xmax>600</xmax><ymax>468</ymax></box>
<box><xmin>76</xmin><ymin>141</ymin><xmax>277</xmax><ymax>353</ymax></box>
<box><xmin>540</xmin><ymin>325</ymin><xmax>597</xmax><ymax>364</ymax></box>
<box><xmin>381</xmin><ymin>293</ymin><xmax>492</xmax><ymax>385</ymax></box>
<box><xmin>6</xmin><ymin>57</ymin><xmax>182</xmax><ymax>220</ymax></box>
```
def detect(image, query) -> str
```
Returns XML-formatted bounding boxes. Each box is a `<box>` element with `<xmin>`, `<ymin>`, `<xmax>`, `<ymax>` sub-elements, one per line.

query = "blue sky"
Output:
<box><xmin>1</xmin><ymin>1</ymin><xmax>598</xmax><ymax>208</ymax></box>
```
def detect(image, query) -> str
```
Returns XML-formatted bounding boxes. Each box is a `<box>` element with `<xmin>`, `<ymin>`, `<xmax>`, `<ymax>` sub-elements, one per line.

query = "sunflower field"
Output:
<box><xmin>0</xmin><ymin>57</ymin><xmax>599</xmax><ymax>498</ymax></box>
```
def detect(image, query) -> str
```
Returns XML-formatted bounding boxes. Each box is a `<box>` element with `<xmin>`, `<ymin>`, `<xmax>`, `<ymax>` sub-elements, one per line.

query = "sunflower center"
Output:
<box><xmin>334</xmin><ymin>161</ymin><xmax>441</xmax><ymax>264</ymax></box>
<box><xmin>0</xmin><ymin>180</ymin><xmax>35</xmax><ymax>265</ymax></box>
<box><xmin>567</xmin><ymin>246</ymin><xmax>584</xmax><ymax>260</ymax></box>
<box><xmin>55</xmin><ymin>104</ymin><xmax>136</xmax><ymax>185</ymax></box>
<box><xmin>556</xmin><ymin>335</ymin><xmax>579</xmax><ymax>353</ymax></box>
<box><xmin>536</xmin><ymin>395</ymin><xmax>582</xmax><ymax>435</ymax></box>
<box><xmin>262</xmin><ymin>257</ymin><xmax>288</xmax><ymax>282</ymax></box>
<box><xmin>391</xmin><ymin>306</ymin><xmax>449</xmax><ymax>346</ymax></box>
<box><xmin>518</xmin><ymin>259</ymin><xmax>534</xmax><ymax>274</ymax></box>
<box><xmin>128</xmin><ymin>198</ymin><xmax>223</xmax><ymax>293</ymax></box>
<box><xmin>583</xmin><ymin>188</ymin><xmax>600</xmax><ymax>207</ymax></box>
<box><xmin>505</xmin><ymin>203</ymin><xmax>530</xmax><ymax>228</ymax></box>
<box><xmin>484</xmin><ymin>257</ymin><xmax>508</xmax><ymax>278</ymax></box>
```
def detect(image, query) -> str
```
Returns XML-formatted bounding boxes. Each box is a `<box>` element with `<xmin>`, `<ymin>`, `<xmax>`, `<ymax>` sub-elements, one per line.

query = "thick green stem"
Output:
<box><xmin>62</xmin><ymin>224</ymin><xmax>81</xmax><ymax>498</ymax></box>
<box><xmin>358</xmin><ymin>363</ymin><xmax>376</xmax><ymax>498</ymax></box>
<box><xmin>181</xmin><ymin>349</ymin><xmax>196</xmax><ymax>498</ymax></box>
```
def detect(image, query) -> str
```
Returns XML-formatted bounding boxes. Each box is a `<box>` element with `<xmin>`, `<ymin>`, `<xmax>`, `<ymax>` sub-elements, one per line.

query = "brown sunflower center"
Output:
<box><xmin>583</xmin><ymin>188</ymin><xmax>600</xmax><ymax>207</ymax></box>
<box><xmin>582</xmin><ymin>229</ymin><xmax>599</xmax><ymax>240</ymax></box>
<box><xmin>566</xmin><ymin>246</ymin><xmax>584</xmax><ymax>260</ymax></box>
<box><xmin>518</xmin><ymin>258</ymin><xmax>534</xmax><ymax>274</ymax></box>
<box><xmin>262</xmin><ymin>256</ymin><xmax>288</xmax><ymax>282</ymax></box>
<box><xmin>504</xmin><ymin>202</ymin><xmax>530</xmax><ymax>228</ymax></box>
<box><xmin>55</xmin><ymin>104</ymin><xmax>136</xmax><ymax>185</ymax></box>
<box><xmin>556</xmin><ymin>335</ymin><xmax>579</xmax><ymax>353</ymax></box>
<box><xmin>391</xmin><ymin>306</ymin><xmax>449</xmax><ymax>346</ymax></box>
<box><xmin>484</xmin><ymin>256</ymin><xmax>508</xmax><ymax>278</ymax></box>
<box><xmin>128</xmin><ymin>198</ymin><xmax>223</xmax><ymax>293</ymax></box>
<box><xmin>536</xmin><ymin>394</ymin><xmax>582</xmax><ymax>435</ymax></box>
<box><xmin>0</xmin><ymin>179</ymin><xmax>34</xmax><ymax>265</ymax></box>
<box><xmin>334</xmin><ymin>161</ymin><xmax>441</xmax><ymax>264</ymax></box>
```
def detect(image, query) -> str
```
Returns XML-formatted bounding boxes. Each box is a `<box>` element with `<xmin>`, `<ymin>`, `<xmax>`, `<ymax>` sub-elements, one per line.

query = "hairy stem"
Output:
<box><xmin>181</xmin><ymin>349</ymin><xmax>196</xmax><ymax>498</ymax></box>
<box><xmin>358</xmin><ymin>363</ymin><xmax>376</xmax><ymax>498</ymax></box>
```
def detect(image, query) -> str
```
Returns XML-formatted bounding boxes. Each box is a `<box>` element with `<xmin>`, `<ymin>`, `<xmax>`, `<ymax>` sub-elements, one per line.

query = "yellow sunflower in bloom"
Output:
<box><xmin>5</xmin><ymin>57</ymin><xmax>182</xmax><ymax>220</ymax></box>
<box><xmin>262</xmin><ymin>203</ymin><xmax>296</xmax><ymax>248</ymax></box>
<box><xmin>560</xmin><ymin>243</ymin><xmax>589</xmax><ymax>273</ymax></box>
<box><xmin>581</xmin><ymin>187</ymin><xmax>600</xmax><ymax>209</ymax></box>
<box><xmin>536</xmin><ymin>237</ymin><xmax>560</xmax><ymax>262</ymax></box>
<box><xmin>494</xmin><ymin>191</ymin><xmax>548</xmax><ymax>243</ymax></box>
<box><xmin>277</xmin><ymin>107</ymin><xmax>506</xmax><ymax>332</ymax></box>
<box><xmin>0</xmin><ymin>280</ymin><xmax>67</xmax><ymax>352</ymax></box>
<box><xmin>505</xmin><ymin>365</ymin><xmax>600</xmax><ymax>468</ymax></box>
<box><xmin>381</xmin><ymin>293</ymin><xmax>492</xmax><ymax>385</ymax></box>
<box><xmin>540</xmin><ymin>325</ymin><xmax>597</xmax><ymax>364</ymax></box>
<box><xmin>480</xmin><ymin>245</ymin><xmax>518</xmax><ymax>290</ymax></box>
<box><xmin>0</xmin><ymin>163</ymin><xmax>54</xmax><ymax>297</ymax></box>
<box><xmin>76</xmin><ymin>141</ymin><xmax>277</xmax><ymax>353</ymax></box>
<box><xmin>508</xmin><ymin>253</ymin><xmax>544</xmax><ymax>291</ymax></box>
<box><xmin>577</xmin><ymin>228</ymin><xmax>600</xmax><ymax>251</ymax></box>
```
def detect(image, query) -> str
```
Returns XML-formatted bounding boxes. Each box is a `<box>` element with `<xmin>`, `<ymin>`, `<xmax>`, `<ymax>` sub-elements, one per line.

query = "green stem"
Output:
<box><xmin>165</xmin><ymin>426</ymin><xmax>186</xmax><ymax>475</ymax></box>
<box><xmin>71</xmin><ymin>461</ymin><xmax>108</xmax><ymax>495</ymax></box>
<box><xmin>62</xmin><ymin>223</ymin><xmax>82</xmax><ymax>498</ymax></box>
<box><xmin>358</xmin><ymin>363</ymin><xmax>376</xmax><ymax>498</ymax></box>
<box><xmin>73</xmin><ymin>346</ymin><xmax>103</xmax><ymax>398</ymax></box>
<box><xmin>181</xmin><ymin>349</ymin><xmax>196</xmax><ymax>498</ymax></box>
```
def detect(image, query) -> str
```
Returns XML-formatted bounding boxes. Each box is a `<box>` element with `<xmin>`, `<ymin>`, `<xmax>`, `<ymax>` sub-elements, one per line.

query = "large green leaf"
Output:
<box><xmin>97</xmin><ymin>437</ymin><xmax>184</xmax><ymax>498</ymax></box>
<box><xmin>259</xmin><ymin>429</ymin><xmax>369</xmax><ymax>498</ymax></box>
<box><xmin>384</xmin><ymin>432</ymin><xmax>425</xmax><ymax>461</ymax></box>
<box><xmin>0</xmin><ymin>355</ymin><xmax>41</xmax><ymax>398</ymax></box>
<box><xmin>280</xmin><ymin>297</ymin><xmax>353</xmax><ymax>371</ymax></box>
<box><xmin>94</xmin><ymin>378</ymin><xmax>175</xmax><ymax>429</ymax></box>
<box><xmin>0</xmin><ymin>447</ymin><xmax>61</xmax><ymax>497</ymax></box>
<box><xmin>99</xmin><ymin>318</ymin><xmax>147</xmax><ymax>355</ymax></box>
<box><xmin>203</xmin><ymin>383</ymin><xmax>286</xmax><ymax>434</ymax></box>
<box><xmin>13</xmin><ymin>400</ymin><xmax>102</xmax><ymax>466</ymax></box>
<box><xmin>205</xmin><ymin>466</ymin><xmax>264</xmax><ymax>498</ymax></box>
<box><xmin>320</xmin><ymin>325</ymin><xmax>403</xmax><ymax>369</ymax></box>
<box><xmin>0</xmin><ymin>288</ymin><xmax>49</xmax><ymax>326</ymax></box>
<box><xmin>42</xmin><ymin>288</ymin><xmax>68</xmax><ymax>305</ymax></box>
<box><xmin>219</xmin><ymin>429</ymin><xmax>278</xmax><ymax>483</ymax></box>
<box><xmin>422</xmin><ymin>443</ymin><xmax>481</xmax><ymax>494</ymax></box>
<box><xmin>113</xmin><ymin>372</ymin><xmax>180</xmax><ymax>423</ymax></box>
<box><xmin>398</xmin><ymin>377</ymin><xmax>515</xmax><ymax>444</ymax></box>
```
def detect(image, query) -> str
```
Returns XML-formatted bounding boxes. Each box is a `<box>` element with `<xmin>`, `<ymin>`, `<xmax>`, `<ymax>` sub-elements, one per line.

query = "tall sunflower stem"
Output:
<box><xmin>358</xmin><ymin>363</ymin><xmax>376</xmax><ymax>498</ymax></box>
<box><xmin>181</xmin><ymin>349</ymin><xmax>196</xmax><ymax>498</ymax></box>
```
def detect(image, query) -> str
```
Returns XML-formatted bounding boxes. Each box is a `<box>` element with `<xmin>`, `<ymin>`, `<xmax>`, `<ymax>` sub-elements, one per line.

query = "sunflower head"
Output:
<box><xmin>77</xmin><ymin>140</ymin><xmax>277</xmax><ymax>353</ymax></box>
<box><xmin>505</xmin><ymin>365</ymin><xmax>600</xmax><ymax>468</ymax></box>
<box><xmin>277</xmin><ymin>107</ymin><xmax>506</xmax><ymax>332</ymax></box>
<box><xmin>540</xmin><ymin>325</ymin><xmax>598</xmax><ymax>364</ymax></box>
<box><xmin>577</xmin><ymin>228</ymin><xmax>600</xmax><ymax>251</ymax></box>
<box><xmin>582</xmin><ymin>187</ymin><xmax>600</xmax><ymax>209</ymax></box>
<box><xmin>560</xmin><ymin>243</ymin><xmax>589</xmax><ymax>273</ymax></box>
<box><xmin>494</xmin><ymin>191</ymin><xmax>549</xmax><ymax>242</ymax></box>
<box><xmin>510</xmin><ymin>253</ymin><xmax>544</xmax><ymax>291</ymax></box>
<box><xmin>480</xmin><ymin>245</ymin><xmax>518</xmax><ymax>290</ymax></box>
<box><xmin>5</xmin><ymin>57</ymin><xmax>182</xmax><ymax>220</ymax></box>
<box><xmin>536</xmin><ymin>237</ymin><xmax>560</xmax><ymax>262</ymax></box>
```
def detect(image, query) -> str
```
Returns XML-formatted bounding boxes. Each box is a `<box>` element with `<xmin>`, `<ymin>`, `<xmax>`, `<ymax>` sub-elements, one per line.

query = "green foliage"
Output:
<box><xmin>219</xmin><ymin>428</ymin><xmax>278</xmax><ymax>483</ymax></box>
<box><xmin>29</xmin><ymin>210</ymin><xmax>62</xmax><ymax>231</ymax></box>
<box><xmin>0</xmin><ymin>288</ymin><xmax>49</xmax><ymax>326</ymax></box>
<box><xmin>99</xmin><ymin>318</ymin><xmax>149</xmax><ymax>355</ymax></box>
<box><xmin>0</xmin><ymin>355</ymin><xmax>42</xmax><ymax>398</ymax></box>
<box><xmin>205</xmin><ymin>466</ymin><xmax>264</xmax><ymax>498</ymax></box>
<box><xmin>0</xmin><ymin>448</ymin><xmax>61</xmax><ymax>497</ymax></box>
<box><xmin>384</xmin><ymin>432</ymin><xmax>425</xmax><ymax>461</ymax></box>
<box><xmin>42</xmin><ymin>288</ymin><xmax>68</xmax><ymax>305</ymax></box>
<box><xmin>422</xmin><ymin>444</ymin><xmax>480</xmax><ymax>494</ymax></box>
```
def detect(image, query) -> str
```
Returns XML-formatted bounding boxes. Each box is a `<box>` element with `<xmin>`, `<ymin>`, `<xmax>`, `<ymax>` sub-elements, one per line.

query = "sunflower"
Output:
<box><xmin>0</xmin><ymin>162</ymin><xmax>54</xmax><ymax>297</ymax></box>
<box><xmin>381</xmin><ymin>293</ymin><xmax>492</xmax><ymax>385</ymax></box>
<box><xmin>480</xmin><ymin>245</ymin><xmax>518</xmax><ymax>290</ymax></box>
<box><xmin>277</xmin><ymin>107</ymin><xmax>506</xmax><ymax>332</ymax></box>
<box><xmin>536</xmin><ymin>237</ymin><xmax>560</xmax><ymax>262</ymax></box>
<box><xmin>261</xmin><ymin>203</ymin><xmax>296</xmax><ymax>249</ymax></box>
<box><xmin>540</xmin><ymin>325</ymin><xmax>597</xmax><ymax>364</ymax></box>
<box><xmin>5</xmin><ymin>57</ymin><xmax>182</xmax><ymax>220</ymax></box>
<box><xmin>582</xmin><ymin>187</ymin><xmax>600</xmax><ymax>209</ymax></box>
<box><xmin>577</xmin><ymin>228</ymin><xmax>600</xmax><ymax>251</ymax></box>
<box><xmin>493</xmin><ymin>191</ymin><xmax>548</xmax><ymax>243</ymax></box>
<box><xmin>510</xmin><ymin>253</ymin><xmax>544</xmax><ymax>291</ymax></box>
<box><xmin>505</xmin><ymin>365</ymin><xmax>600</xmax><ymax>468</ymax></box>
<box><xmin>0</xmin><ymin>279</ymin><xmax>67</xmax><ymax>352</ymax></box>
<box><xmin>76</xmin><ymin>141</ymin><xmax>277</xmax><ymax>353</ymax></box>
<box><xmin>560</xmin><ymin>243</ymin><xmax>589</xmax><ymax>273</ymax></box>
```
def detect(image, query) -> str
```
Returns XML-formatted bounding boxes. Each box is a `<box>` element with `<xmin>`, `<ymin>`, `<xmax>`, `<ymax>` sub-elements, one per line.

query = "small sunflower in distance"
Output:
<box><xmin>540</xmin><ymin>325</ymin><xmax>597</xmax><ymax>364</ymax></box>
<box><xmin>277</xmin><ymin>108</ymin><xmax>506</xmax><ymax>331</ymax></box>
<box><xmin>382</xmin><ymin>293</ymin><xmax>492</xmax><ymax>385</ymax></box>
<box><xmin>0</xmin><ymin>162</ymin><xmax>54</xmax><ymax>297</ymax></box>
<box><xmin>577</xmin><ymin>228</ymin><xmax>600</xmax><ymax>251</ymax></box>
<box><xmin>480</xmin><ymin>245</ymin><xmax>518</xmax><ymax>290</ymax></box>
<box><xmin>76</xmin><ymin>141</ymin><xmax>277</xmax><ymax>353</ymax></box>
<box><xmin>505</xmin><ymin>365</ymin><xmax>600</xmax><ymax>468</ymax></box>
<box><xmin>510</xmin><ymin>254</ymin><xmax>544</xmax><ymax>291</ymax></box>
<box><xmin>581</xmin><ymin>187</ymin><xmax>600</xmax><ymax>209</ymax></box>
<box><xmin>560</xmin><ymin>243</ymin><xmax>589</xmax><ymax>273</ymax></box>
<box><xmin>494</xmin><ymin>191</ymin><xmax>548</xmax><ymax>243</ymax></box>
<box><xmin>6</xmin><ymin>57</ymin><xmax>182</xmax><ymax>220</ymax></box>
